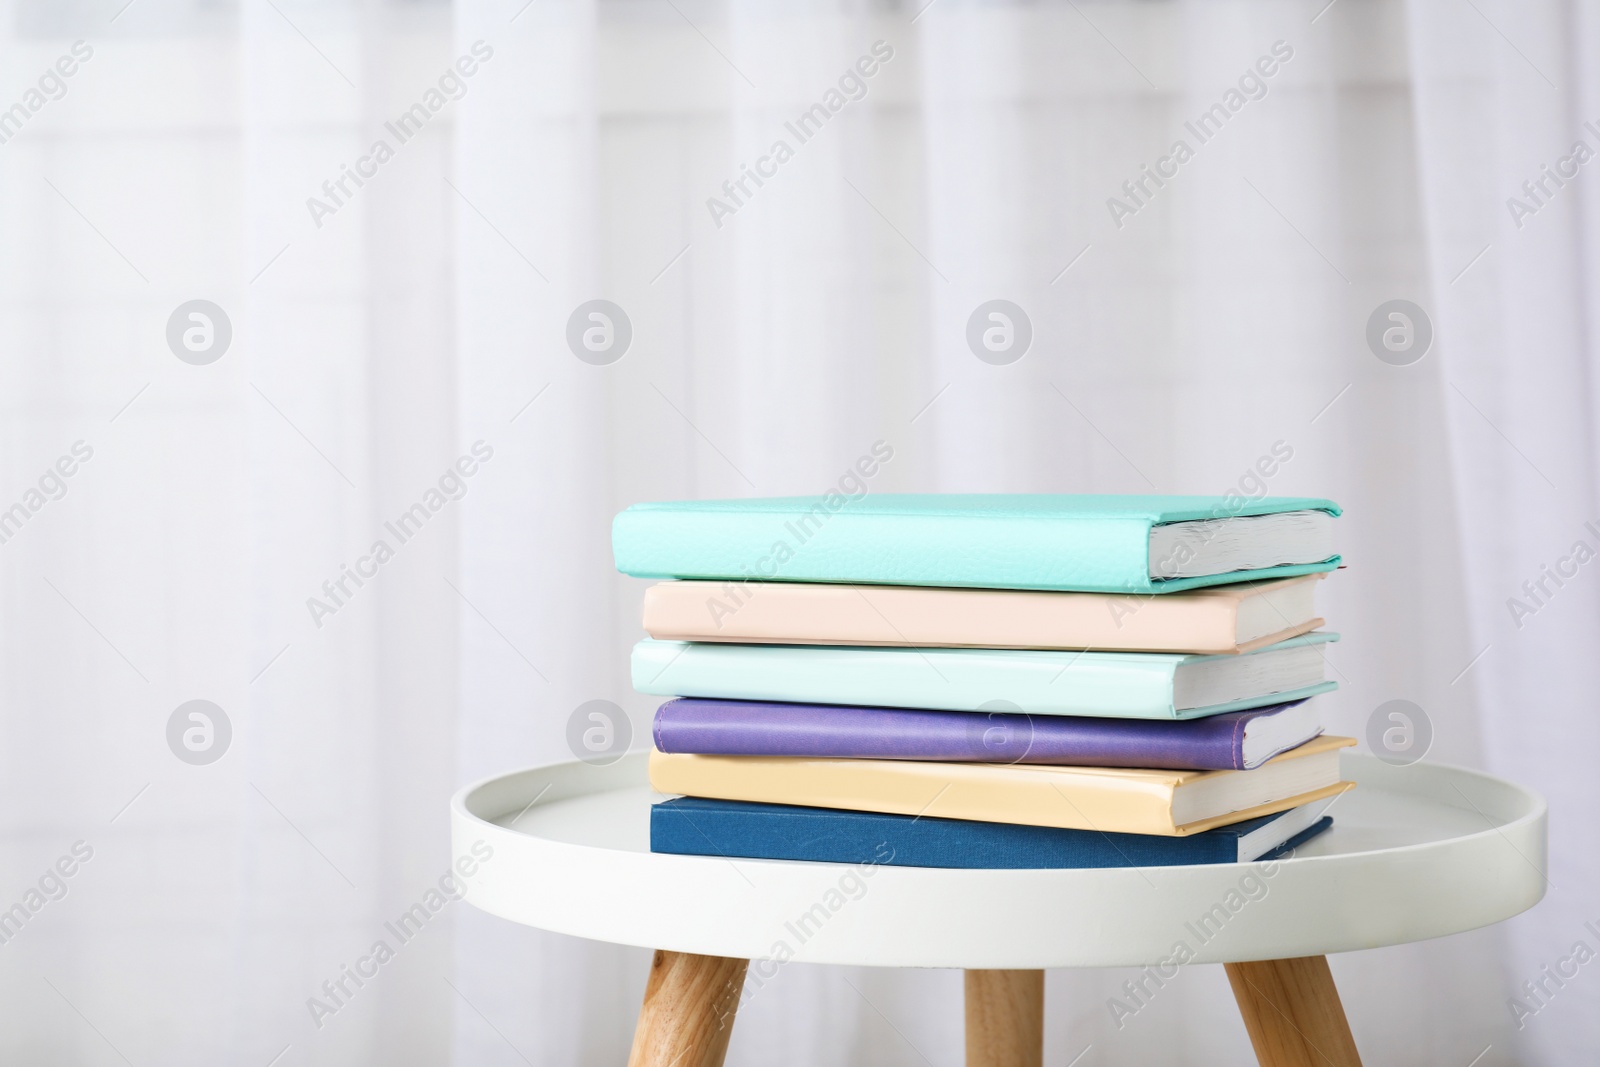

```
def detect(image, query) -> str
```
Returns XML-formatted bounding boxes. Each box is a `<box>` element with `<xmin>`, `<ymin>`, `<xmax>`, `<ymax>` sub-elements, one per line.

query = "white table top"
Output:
<box><xmin>450</xmin><ymin>752</ymin><xmax>1546</xmax><ymax>969</ymax></box>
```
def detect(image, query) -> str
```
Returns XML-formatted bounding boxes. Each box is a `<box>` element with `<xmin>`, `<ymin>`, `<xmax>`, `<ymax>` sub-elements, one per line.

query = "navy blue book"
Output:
<box><xmin>650</xmin><ymin>796</ymin><xmax>1334</xmax><ymax>869</ymax></box>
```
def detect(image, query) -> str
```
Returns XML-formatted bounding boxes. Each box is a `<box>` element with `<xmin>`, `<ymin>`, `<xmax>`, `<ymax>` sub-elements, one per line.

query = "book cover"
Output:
<box><xmin>632</xmin><ymin>634</ymin><xmax>1339</xmax><ymax>720</ymax></box>
<box><xmin>613</xmin><ymin>494</ymin><xmax>1341</xmax><ymax>594</ymax></box>
<box><xmin>642</xmin><ymin>574</ymin><xmax>1325</xmax><ymax>654</ymax></box>
<box><xmin>647</xmin><ymin>736</ymin><xmax>1355</xmax><ymax>836</ymax></box>
<box><xmin>652</xmin><ymin>697</ymin><xmax>1322</xmax><ymax>771</ymax></box>
<box><xmin>650</xmin><ymin>796</ymin><xmax>1335</xmax><ymax>869</ymax></box>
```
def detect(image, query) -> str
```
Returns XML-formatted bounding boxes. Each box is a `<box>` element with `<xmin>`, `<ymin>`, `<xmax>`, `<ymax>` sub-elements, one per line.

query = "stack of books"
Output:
<box><xmin>614</xmin><ymin>495</ymin><xmax>1354</xmax><ymax>870</ymax></box>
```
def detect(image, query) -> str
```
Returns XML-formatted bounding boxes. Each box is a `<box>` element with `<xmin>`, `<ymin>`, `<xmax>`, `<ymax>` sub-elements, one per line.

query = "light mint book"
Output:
<box><xmin>612</xmin><ymin>494</ymin><xmax>1340</xmax><ymax>594</ymax></box>
<box><xmin>631</xmin><ymin>634</ymin><xmax>1339</xmax><ymax>720</ymax></box>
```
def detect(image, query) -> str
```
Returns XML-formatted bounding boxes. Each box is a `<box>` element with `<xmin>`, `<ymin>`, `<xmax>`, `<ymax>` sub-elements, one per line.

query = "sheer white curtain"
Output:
<box><xmin>2</xmin><ymin>1</ymin><xmax>468</xmax><ymax>1063</ymax></box>
<box><xmin>456</xmin><ymin>0</ymin><xmax>1597</xmax><ymax>1063</ymax></box>
<box><xmin>2</xmin><ymin>0</ymin><xmax>1595</xmax><ymax>1062</ymax></box>
<box><xmin>1407</xmin><ymin>0</ymin><xmax>1600</xmax><ymax>1062</ymax></box>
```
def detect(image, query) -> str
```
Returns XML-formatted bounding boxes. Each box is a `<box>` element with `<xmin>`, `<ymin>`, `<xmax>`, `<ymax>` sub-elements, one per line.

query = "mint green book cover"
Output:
<box><xmin>631</xmin><ymin>633</ymin><xmax>1339</xmax><ymax>720</ymax></box>
<box><xmin>612</xmin><ymin>494</ymin><xmax>1340</xmax><ymax>594</ymax></box>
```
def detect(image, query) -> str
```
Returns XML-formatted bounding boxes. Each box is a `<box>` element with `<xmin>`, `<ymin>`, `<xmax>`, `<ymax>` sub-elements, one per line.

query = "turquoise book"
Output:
<box><xmin>612</xmin><ymin>494</ymin><xmax>1340</xmax><ymax>594</ymax></box>
<box><xmin>632</xmin><ymin>633</ymin><xmax>1339</xmax><ymax>720</ymax></box>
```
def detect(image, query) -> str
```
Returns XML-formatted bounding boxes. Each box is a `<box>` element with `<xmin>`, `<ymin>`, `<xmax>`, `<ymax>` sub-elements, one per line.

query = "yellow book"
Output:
<box><xmin>648</xmin><ymin>735</ymin><xmax>1355</xmax><ymax>837</ymax></box>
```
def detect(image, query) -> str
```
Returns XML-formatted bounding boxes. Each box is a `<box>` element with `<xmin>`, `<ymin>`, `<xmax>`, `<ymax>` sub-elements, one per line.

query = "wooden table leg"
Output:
<box><xmin>964</xmin><ymin>969</ymin><xmax>1043</xmax><ymax>1067</ymax></box>
<box><xmin>1225</xmin><ymin>956</ymin><xmax>1363</xmax><ymax>1067</ymax></box>
<box><xmin>626</xmin><ymin>950</ymin><xmax>748</xmax><ymax>1067</ymax></box>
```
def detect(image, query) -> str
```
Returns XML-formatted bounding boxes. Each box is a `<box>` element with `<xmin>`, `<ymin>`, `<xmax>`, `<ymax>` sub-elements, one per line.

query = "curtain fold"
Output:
<box><xmin>1406</xmin><ymin>0</ymin><xmax>1600</xmax><ymax>1059</ymax></box>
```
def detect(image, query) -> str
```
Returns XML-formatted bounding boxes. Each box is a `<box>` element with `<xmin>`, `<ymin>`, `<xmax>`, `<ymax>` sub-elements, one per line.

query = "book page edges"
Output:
<box><xmin>1172</xmin><ymin>781</ymin><xmax>1354</xmax><ymax>837</ymax></box>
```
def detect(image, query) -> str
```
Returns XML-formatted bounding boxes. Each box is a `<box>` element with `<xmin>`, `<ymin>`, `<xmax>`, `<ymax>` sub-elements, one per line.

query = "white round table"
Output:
<box><xmin>451</xmin><ymin>752</ymin><xmax>1545</xmax><ymax>1067</ymax></box>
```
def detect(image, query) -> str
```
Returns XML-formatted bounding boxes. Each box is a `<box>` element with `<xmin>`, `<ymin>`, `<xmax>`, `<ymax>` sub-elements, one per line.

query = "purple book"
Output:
<box><xmin>652</xmin><ymin>697</ymin><xmax>1323</xmax><ymax>771</ymax></box>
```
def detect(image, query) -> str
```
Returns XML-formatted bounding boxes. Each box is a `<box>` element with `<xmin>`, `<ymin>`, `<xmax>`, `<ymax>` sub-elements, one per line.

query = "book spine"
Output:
<box><xmin>647</xmin><ymin>749</ymin><xmax>1181</xmax><ymax>835</ymax></box>
<box><xmin>654</xmin><ymin>698</ymin><xmax>1250</xmax><ymax>770</ymax></box>
<box><xmin>650</xmin><ymin>799</ymin><xmax>1238</xmax><ymax>868</ymax></box>
<box><xmin>632</xmin><ymin>640</ymin><xmax>1182</xmax><ymax>718</ymax></box>
<box><xmin>614</xmin><ymin>507</ymin><xmax>1158</xmax><ymax>592</ymax></box>
<box><xmin>645</xmin><ymin>580</ymin><xmax>1250</xmax><ymax>654</ymax></box>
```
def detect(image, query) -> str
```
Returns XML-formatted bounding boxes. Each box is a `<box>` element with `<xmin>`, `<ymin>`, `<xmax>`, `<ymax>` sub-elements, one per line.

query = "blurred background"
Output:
<box><xmin>1</xmin><ymin>0</ymin><xmax>1596</xmax><ymax>1062</ymax></box>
